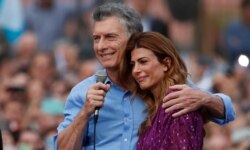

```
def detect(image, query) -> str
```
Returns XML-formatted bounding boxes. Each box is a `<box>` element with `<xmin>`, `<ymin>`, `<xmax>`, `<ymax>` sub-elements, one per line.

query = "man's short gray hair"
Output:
<box><xmin>93</xmin><ymin>3</ymin><xmax>143</xmax><ymax>36</ymax></box>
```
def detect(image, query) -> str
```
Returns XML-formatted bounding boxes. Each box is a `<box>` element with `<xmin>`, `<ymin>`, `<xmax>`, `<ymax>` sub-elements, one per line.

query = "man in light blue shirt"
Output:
<box><xmin>56</xmin><ymin>77</ymin><xmax>147</xmax><ymax>150</ymax></box>
<box><xmin>55</xmin><ymin>3</ymin><xmax>235</xmax><ymax>150</ymax></box>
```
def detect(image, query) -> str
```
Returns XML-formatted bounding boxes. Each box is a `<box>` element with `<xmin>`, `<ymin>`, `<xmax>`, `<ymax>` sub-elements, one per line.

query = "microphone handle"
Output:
<box><xmin>94</xmin><ymin>107</ymin><xmax>100</xmax><ymax>116</ymax></box>
<box><xmin>94</xmin><ymin>107</ymin><xmax>101</xmax><ymax>123</ymax></box>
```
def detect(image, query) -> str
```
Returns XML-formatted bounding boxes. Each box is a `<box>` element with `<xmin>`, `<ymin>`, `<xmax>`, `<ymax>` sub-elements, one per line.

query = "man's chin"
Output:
<box><xmin>102</xmin><ymin>64</ymin><xmax>119</xmax><ymax>70</ymax></box>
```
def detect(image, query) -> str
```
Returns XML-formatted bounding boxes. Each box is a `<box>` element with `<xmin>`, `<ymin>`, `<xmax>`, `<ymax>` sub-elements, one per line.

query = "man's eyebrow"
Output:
<box><xmin>105</xmin><ymin>33</ymin><xmax>119</xmax><ymax>36</ymax></box>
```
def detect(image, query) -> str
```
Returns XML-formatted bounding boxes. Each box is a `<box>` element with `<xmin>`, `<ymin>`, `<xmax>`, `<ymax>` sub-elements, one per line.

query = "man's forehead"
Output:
<box><xmin>93</xmin><ymin>17</ymin><xmax>127</xmax><ymax>35</ymax></box>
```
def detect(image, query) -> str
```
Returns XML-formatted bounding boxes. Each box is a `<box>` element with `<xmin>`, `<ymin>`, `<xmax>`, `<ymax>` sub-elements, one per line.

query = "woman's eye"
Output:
<box><xmin>140</xmin><ymin>60</ymin><xmax>147</xmax><ymax>64</ymax></box>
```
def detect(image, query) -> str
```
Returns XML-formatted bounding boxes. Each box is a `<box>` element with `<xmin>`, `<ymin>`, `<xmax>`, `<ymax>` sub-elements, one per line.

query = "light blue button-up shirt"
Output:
<box><xmin>55</xmin><ymin>75</ymin><xmax>147</xmax><ymax>150</ymax></box>
<box><xmin>54</xmin><ymin>75</ymin><xmax>235</xmax><ymax>150</ymax></box>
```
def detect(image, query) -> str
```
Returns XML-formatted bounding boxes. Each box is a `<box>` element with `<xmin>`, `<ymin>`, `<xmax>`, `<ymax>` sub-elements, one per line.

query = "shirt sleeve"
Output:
<box><xmin>53</xmin><ymin>134</ymin><xmax>59</xmax><ymax>150</ymax></box>
<box><xmin>187</xmin><ymin>78</ymin><xmax>236</xmax><ymax>125</ymax></box>
<box><xmin>53</xmin><ymin>83</ymin><xmax>89</xmax><ymax>149</ymax></box>
<box><xmin>211</xmin><ymin>93</ymin><xmax>236</xmax><ymax>125</ymax></box>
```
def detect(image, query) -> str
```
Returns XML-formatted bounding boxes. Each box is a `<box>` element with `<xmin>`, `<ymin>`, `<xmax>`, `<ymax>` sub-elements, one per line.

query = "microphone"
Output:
<box><xmin>94</xmin><ymin>69</ymin><xmax>107</xmax><ymax>123</ymax></box>
<box><xmin>93</xmin><ymin>70</ymin><xmax>107</xmax><ymax>150</ymax></box>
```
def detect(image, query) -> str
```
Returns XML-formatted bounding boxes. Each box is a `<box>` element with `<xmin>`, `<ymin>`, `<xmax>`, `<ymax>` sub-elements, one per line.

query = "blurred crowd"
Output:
<box><xmin>0</xmin><ymin>0</ymin><xmax>249</xmax><ymax>150</ymax></box>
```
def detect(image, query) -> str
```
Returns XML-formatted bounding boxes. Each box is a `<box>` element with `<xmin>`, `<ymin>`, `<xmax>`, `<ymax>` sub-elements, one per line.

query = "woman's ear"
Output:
<box><xmin>163</xmin><ymin>57</ymin><xmax>171</xmax><ymax>71</ymax></box>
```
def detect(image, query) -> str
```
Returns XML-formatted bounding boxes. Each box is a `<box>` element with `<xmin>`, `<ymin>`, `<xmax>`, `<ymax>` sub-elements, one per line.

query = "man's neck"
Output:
<box><xmin>106</xmin><ymin>70</ymin><xmax>122</xmax><ymax>87</ymax></box>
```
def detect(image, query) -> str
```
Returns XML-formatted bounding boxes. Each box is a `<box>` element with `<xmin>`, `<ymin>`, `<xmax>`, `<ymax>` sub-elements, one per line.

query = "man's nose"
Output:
<box><xmin>96</xmin><ymin>38</ymin><xmax>108</xmax><ymax>51</ymax></box>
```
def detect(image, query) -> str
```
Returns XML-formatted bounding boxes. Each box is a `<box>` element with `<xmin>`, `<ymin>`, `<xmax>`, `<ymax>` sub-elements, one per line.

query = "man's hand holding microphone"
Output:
<box><xmin>84</xmin><ymin>70</ymin><xmax>110</xmax><ymax>122</ymax></box>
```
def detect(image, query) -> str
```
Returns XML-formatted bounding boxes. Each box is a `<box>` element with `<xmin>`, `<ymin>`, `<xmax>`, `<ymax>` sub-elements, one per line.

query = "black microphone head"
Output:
<box><xmin>95</xmin><ymin>69</ymin><xmax>107</xmax><ymax>83</ymax></box>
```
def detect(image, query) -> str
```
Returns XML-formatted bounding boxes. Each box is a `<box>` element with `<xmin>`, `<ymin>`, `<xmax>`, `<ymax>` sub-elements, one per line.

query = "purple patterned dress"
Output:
<box><xmin>136</xmin><ymin>100</ymin><xmax>204</xmax><ymax>150</ymax></box>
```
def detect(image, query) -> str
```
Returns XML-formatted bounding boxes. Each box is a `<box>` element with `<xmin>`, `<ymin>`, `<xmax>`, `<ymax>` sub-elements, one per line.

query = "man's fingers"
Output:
<box><xmin>90</xmin><ymin>99</ymin><xmax>104</xmax><ymax>107</ymax></box>
<box><xmin>88</xmin><ymin>86</ymin><xmax>109</xmax><ymax>97</ymax></box>
<box><xmin>169</xmin><ymin>84</ymin><xmax>186</xmax><ymax>90</ymax></box>
<box><xmin>162</xmin><ymin>97</ymin><xmax>179</xmax><ymax>108</ymax></box>
<box><xmin>164</xmin><ymin>103</ymin><xmax>184</xmax><ymax>113</ymax></box>
<box><xmin>90</xmin><ymin>95</ymin><xmax>105</xmax><ymax>101</ymax></box>
<box><xmin>172</xmin><ymin>109</ymin><xmax>190</xmax><ymax>117</ymax></box>
<box><xmin>94</xmin><ymin>89</ymin><xmax>107</xmax><ymax>96</ymax></box>
<box><xmin>163</xmin><ymin>91</ymin><xmax>181</xmax><ymax>102</ymax></box>
<box><xmin>92</xmin><ymin>83</ymin><xmax>110</xmax><ymax>91</ymax></box>
<box><xmin>100</xmin><ymin>83</ymin><xmax>110</xmax><ymax>92</ymax></box>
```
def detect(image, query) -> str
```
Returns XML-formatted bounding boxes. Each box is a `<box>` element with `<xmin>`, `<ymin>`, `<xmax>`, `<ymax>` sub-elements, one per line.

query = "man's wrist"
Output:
<box><xmin>205</xmin><ymin>94</ymin><xmax>225</xmax><ymax>118</ymax></box>
<box><xmin>80</xmin><ymin>108</ymin><xmax>91</xmax><ymax>120</ymax></box>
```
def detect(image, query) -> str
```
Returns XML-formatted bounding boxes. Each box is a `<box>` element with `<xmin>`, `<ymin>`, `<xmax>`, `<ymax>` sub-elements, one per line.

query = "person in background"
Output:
<box><xmin>17</xmin><ymin>128</ymin><xmax>44</xmax><ymax>150</ymax></box>
<box><xmin>24</xmin><ymin>0</ymin><xmax>74</xmax><ymax>52</ymax></box>
<box><xmin>14</xmin><ymin>31</ymin><xmax>38</xmax><ymax>71</ymax></box>
<box><xmin>77</xmin><ymin>59</ymin><xmax>98</xmax><ymax>81</ymax></box>
<box><xmin>125</xmin><ymin>0</ymin><xmax>169</xmax><ymax>37</ymax></box>
<box><xmin>223</xmin><ymin>0</ymin><xmax>250</xmax><ymax>65</ymax></box>
<box><xmin>55</xmin><ymin>3</ymin><xmax>235</xmax><ymax>150</ymax></box>
<box><xmin>28</xmin><ymin>53</ymin><xmax>57</xmax><ymax>89</ymax></box>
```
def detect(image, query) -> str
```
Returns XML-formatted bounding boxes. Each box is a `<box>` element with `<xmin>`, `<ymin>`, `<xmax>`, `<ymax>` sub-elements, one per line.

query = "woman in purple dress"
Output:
<box><xmin>119</xmin><ymin>32</ymin><xmax>204</xmax><ymax>150</ymax></box>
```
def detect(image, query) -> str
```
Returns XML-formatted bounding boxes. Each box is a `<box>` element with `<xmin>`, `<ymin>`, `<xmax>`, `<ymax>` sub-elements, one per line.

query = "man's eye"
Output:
<box><xmin>93</xmin><ymin>36</ymin><xmax>100</xmax><ymax>42</ymax></box>
<box><xmin>107</xmin><ymin>36</ymin><xmax>116</xmax><ymax>41</ymax></box>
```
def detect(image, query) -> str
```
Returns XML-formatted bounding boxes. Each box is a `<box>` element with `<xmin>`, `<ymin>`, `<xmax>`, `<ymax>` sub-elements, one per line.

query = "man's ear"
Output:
<box><xmin>163</xmin><ymin>57</ymin><xmax>171</xmax><ymax>71</ymax></box>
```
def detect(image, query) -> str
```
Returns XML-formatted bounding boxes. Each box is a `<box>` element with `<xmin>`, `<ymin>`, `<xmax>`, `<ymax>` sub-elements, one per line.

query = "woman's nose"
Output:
<box><xmin>133</xmin><ymin>63</ymin><xmax>141</xmax><ymax>74</ymax></box>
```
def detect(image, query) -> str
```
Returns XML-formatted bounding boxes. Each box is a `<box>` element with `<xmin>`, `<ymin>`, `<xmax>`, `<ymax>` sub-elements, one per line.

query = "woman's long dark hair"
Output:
<box><xmin>119</xmin><ymin>32</ymin><xmax>188</xmax><ymax>135</ymax></box>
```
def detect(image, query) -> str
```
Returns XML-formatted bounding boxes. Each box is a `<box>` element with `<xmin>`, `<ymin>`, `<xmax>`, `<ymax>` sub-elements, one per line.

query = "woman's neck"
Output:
<box><xmin>151</xmin><ymin>85</ymin><xmax>162</xmax><ymax>101</ymax></box>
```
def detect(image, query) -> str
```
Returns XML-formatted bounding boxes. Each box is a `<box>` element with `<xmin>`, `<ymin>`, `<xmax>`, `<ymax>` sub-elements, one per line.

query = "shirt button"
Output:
<box><xmin>124</xmin><ymin>138</ymin><xmax>128</xmax><ymax>142</ymax></box>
